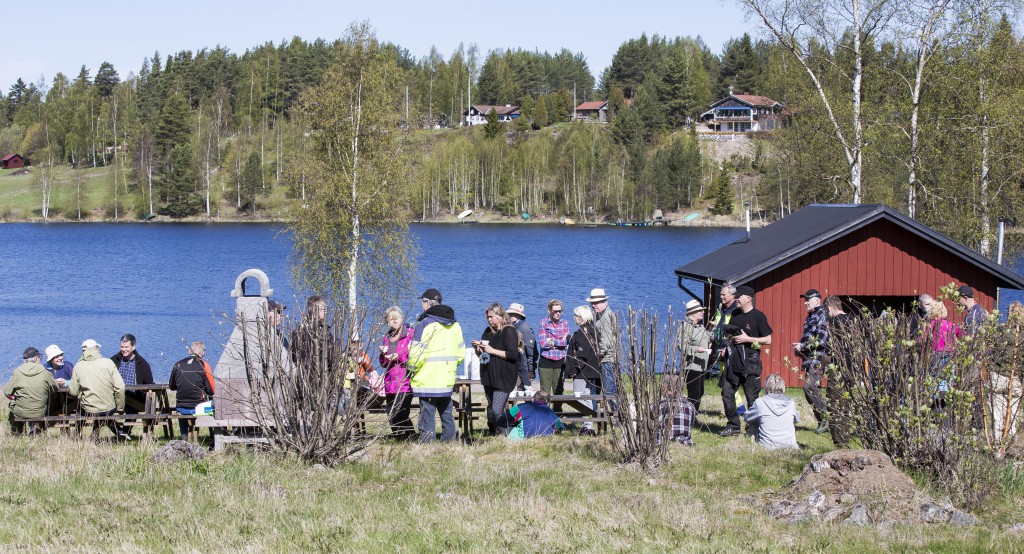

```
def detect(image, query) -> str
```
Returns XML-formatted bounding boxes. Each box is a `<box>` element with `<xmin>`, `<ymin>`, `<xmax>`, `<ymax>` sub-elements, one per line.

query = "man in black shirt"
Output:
<box><xmin>720</xmin><ymin>285</ymin><xmax>773</xmax><ymax>436</ymax></box>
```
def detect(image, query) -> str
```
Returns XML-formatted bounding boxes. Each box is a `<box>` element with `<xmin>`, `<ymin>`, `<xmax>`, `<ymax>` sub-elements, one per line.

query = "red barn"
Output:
<box><xmin>2</xmin><ymin>154</ymin><xmax>25</xmax><ymax>169</ymax></box>
<box><xmin>675</xmin><ymin>204</ymin><xmax>1024</xmax><ymax>387</ymax></box>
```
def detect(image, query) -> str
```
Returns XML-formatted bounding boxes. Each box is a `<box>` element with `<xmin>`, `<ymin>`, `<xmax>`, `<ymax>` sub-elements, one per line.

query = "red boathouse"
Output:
<box><xmin>675</xmin><ymin>204</ymin><xmax>1024</xmax><ymax>387</ymax></box>
<box><xmin>2</xmin><ymin>153</ymin><xmax>25</xmax><ymax>169</ymax></box>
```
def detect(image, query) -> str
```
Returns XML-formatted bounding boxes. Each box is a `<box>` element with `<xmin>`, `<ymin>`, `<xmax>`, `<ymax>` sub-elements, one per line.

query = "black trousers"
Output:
<box><xmin>721</xmin><ymin>373</ymin><xmax>761</xmax><ymax>430</ymax></box>
<box><xmin>386</xmin><ymin>392</ymin><xmax>414</xmax><ymax>438</ymax></box>
<box><xmin>684</xmin><ymin>369</ymin><xmax>705</xmax><ymax>412</ymax></box>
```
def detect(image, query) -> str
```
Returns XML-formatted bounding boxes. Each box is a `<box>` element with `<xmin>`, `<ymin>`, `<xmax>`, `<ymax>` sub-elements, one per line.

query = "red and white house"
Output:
<box><xmin>699</xmin><ymin>94</ymin><xmax>785</xmax><ymax>133</ymax></box>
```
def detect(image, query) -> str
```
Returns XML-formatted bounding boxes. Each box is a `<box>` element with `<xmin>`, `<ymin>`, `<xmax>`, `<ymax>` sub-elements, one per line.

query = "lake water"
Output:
<box><xmin>1</xmin><ymin>223</ymin><xmax>1020</xmax><ymax>382</ymax></box>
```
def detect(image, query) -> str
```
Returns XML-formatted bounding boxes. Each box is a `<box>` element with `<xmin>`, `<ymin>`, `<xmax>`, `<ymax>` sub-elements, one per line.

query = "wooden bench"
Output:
<box><xmin>12</xmin><ymin>413</ymin><xmax>170</xmax><ymax>440</ymax></box>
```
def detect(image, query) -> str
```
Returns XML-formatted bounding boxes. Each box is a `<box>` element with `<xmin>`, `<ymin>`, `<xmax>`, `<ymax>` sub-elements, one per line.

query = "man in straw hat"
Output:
<box><xmin>680</xmin><ymin>299</ymin><xmax>711</xmax><ymax>411</ymax></box>
<box><xmin>507</xmin><ymin>302</ymin><xmax>537</xmax><ymax>390</ymax></box>
<box><xmin>587</xmin><ymin>288</ymin><xmax>619</xmax><ymax>397</ymax></box>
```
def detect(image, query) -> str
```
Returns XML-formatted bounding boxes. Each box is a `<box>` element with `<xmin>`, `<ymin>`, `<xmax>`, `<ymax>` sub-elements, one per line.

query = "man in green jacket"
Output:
<box><xmin>4</xmin><ymin>347</ymin><xmax>57</xmax><ymax>433</ymax></box>
<box><xmin>69</xmin><ymin>339</ymin><xmax>126</xmax><ymax>439</ymax></box>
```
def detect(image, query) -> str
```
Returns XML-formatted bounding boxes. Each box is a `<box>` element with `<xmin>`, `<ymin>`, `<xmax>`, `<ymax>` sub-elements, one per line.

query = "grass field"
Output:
<box><xmin>0</xmin><ymin>165</ymin><xmax>295</xmax><ymax>222</ymax></box>
<box><xmin>1</xmin><ymin>384</ymin><xmax>1022</xmax><ymax>552</ymax></box>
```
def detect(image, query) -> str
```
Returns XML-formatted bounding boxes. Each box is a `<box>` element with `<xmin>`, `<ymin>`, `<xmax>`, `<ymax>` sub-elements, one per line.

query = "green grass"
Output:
<box><xmin>1</xmin><ymin>386</ymin><xmax>1022</xmax><ymax>552</ymax></box>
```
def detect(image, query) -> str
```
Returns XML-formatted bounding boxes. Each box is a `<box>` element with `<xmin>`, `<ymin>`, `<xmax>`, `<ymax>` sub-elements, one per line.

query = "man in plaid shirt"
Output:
<box><xmin>792</xmin><ymin>289</ymin><xmax>829</xmax><ymax>434</ymax></box>
<box><xmin>660</xmin><ymin>375</ymin><xmax>696</xmax><ymax>446</ymax></box>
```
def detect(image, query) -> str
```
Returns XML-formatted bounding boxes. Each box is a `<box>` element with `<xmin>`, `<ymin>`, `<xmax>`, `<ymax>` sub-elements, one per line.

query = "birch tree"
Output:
<box><xmin>738</xmin><ymin>0</ymin><xmax>900</xmax><ymax>202</ymax></box>
<box><xmin>293</xmin><ymin>24</ymin><xmax>416</xmax><ymax>312</ymax></box>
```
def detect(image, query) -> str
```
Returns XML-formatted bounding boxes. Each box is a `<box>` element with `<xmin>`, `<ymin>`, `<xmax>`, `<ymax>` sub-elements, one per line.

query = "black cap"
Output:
<box><xmin>800</xmin><ymin>289</ymin><xmax>821</xmax><ymax>300</ymax></box>
<box><xmin>421</xmin><ymin>288</ymin><xmax>443</xmax><ymax>303</ymax></box>
<box><xmin>268</xmin><ymin>299</ymin><xmax>286</xmax><ymax>312</ymax></box>
<box><xmin>735</xmin><ymin>285</ymin><xmax>755</xmax><ymax>298</ymax></box>
<box><xmin>23</xmin><ymin>347</ymin><xmax>40</xmax><ymax>360</ymax></box>
<box><xmin>957</xmin><ymin>285</ymin><xmax>974</xmax><ymax>299</ymax></box>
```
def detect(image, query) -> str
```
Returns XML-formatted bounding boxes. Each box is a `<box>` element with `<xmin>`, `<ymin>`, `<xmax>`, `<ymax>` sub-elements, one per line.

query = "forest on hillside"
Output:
<box><xmin>2</xmin><ymin>0</ymin><xmax>1023</xmax><ymax>257</ymax></box>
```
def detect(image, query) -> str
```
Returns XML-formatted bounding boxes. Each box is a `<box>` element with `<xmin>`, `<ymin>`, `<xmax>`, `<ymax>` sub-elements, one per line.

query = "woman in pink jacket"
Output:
<box><xmin>380</xmin><ymin>306</ymin><xmax>414</xmax><ymax>439</ymax></box>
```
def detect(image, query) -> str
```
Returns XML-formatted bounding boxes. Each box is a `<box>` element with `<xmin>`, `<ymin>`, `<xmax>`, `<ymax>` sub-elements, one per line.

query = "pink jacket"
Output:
<box><xmin>929</xmin><ymin>319</ymin><xmax>961</xmax><ymax>353</ymax></box>
<box><xmin>379</xmin><ymin>326</ymin><xmax>413</xmax><ymax>394</ymax></box>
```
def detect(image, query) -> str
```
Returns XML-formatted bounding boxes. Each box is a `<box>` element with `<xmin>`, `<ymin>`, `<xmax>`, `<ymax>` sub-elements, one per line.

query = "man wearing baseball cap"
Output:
<box><xmin>957</xmin><ymin>285</ymin><xmax>988</xmax><ymax>334</ymax></box>
<box><xmin>720</xmin><ymin>285</ymin><xmax>773</xmax><ymax>436</ymax></box>
<box><xmin>408</xmin><ymin>287</ymin><xmax>465</xmax><ymax>442</ymax></box>
<box><xmin>794</xmin><ymin>289</ymin><xmax>829</xmax><ymax>434</ymax></box>
<box><xmin>3</xmin><ymin>347</ymin><xmax>57</xmax><ymax>433</ymax></box>
<box><xmin>507</xmin><ymin>302</ymin><xmax>537</xmax><ymax>390</ymax></box>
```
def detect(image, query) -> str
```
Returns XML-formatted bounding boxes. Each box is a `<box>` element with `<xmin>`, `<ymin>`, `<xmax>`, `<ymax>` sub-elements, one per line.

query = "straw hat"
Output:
<box><xmin>586</xmin><ymin>288</ymin><xmax>609</xmax><ymax>302</ymax></box>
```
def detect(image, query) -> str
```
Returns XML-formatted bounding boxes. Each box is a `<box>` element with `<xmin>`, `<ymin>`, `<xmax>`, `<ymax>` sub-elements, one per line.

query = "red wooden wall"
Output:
<box><xmin>705</xmin><ymin>219</ymin><xmax>997</xmax><ymax>388</ymax></box>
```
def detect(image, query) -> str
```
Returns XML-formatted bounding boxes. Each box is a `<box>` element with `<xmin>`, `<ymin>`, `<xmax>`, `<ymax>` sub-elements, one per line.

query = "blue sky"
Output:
<box><xmin>6</xmin><ymin>0</ymin><xmax>750</xmax><ymax>92</ymax></box>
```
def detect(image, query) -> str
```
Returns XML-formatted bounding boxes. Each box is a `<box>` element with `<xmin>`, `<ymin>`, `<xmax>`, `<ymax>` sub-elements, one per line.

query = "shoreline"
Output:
<box><xmin>0</xmin><ymin>210</ymin><xmax>760</xmax><ymax>229</ymax></box>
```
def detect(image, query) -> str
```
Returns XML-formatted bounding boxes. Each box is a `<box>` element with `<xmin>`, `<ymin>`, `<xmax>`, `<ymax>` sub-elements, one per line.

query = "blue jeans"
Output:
<box><xmin>601</xmin><ymin>362</ymin><xmax>618</xmax><ymax>395</ymax></box>
<box><xmin>176</xmin><ymin>407</ymin><xmax>196</xmax><ymax>439</ymax></box>
<box><xmin>417</xmin><ymin>396</ymin><xmax>456</xmax><ymax>443</ymax></box>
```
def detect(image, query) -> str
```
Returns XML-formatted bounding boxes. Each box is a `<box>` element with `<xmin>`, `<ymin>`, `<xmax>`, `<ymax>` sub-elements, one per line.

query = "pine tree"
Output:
<box><xmin>240</xmin><ymin>152</ymin><xmax>262</xmax><ymax>215</ymax></box>
<box><xmin>533</xmin><ymin>95</ymin><xmax>549</xmax><ymax>128</ymax></box>
<box><xmin>483</xmin><ymin>107</ymin><xmax>502</xmax><ymax>139</ymax></box>
<box><xmin>158</xmin><ymin>144</ymin><xmax>200</xmax><ymax>217</ymax></box>
<box><xmin>711</xmin><ymin>166</ymin><xmax>733</xmax><ymax>215</ymax></box>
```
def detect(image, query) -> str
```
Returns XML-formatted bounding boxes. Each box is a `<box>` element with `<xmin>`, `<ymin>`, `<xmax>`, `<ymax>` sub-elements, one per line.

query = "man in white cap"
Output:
<box><xmin>44</xmin><ymin>344</ymin><xmax>74</xmax><ymax>386</ymax></box>
<box><xmin>587</xmin><ymin>288</ymin><xmax>619</xmax><ymax>397</ymax></box>
<box><xmin>69</xmin><ymin>339</ymin><xmax>127</xmax><ymax>439</ymax></box>
<box><xmin>507</xmin><ymin>302</ymin><xmax>536</xmax><ymax>390</ymax></box>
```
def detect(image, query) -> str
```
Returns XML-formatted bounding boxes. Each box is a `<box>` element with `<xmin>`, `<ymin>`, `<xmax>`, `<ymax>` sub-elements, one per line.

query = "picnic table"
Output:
<box><xmin>14</xmin><ymin>383</ymin><xmax>176</xmax><ymax>440</ymax></box>
<box><xmin>509</xmin><ymin>393</ymin><xmax>616</xmax><ymax>433</ymax></box>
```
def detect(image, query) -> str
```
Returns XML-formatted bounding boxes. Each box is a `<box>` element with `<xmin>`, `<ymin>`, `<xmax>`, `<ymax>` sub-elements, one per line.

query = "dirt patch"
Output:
<box><xmin>766</xmin><ymin>449</ymin><xmax>977</xmax><ymax>526</ymax></box>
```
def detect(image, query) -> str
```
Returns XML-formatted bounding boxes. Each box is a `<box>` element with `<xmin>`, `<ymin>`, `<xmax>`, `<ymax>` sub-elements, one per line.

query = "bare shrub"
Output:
<box><xmin>827</xmin><ymin>297</ymin><xmax>1023</xmax><ymax>508</ymax></box>
<box><xmin>611</xmin><ymin>308</ymin><xmax>685</xmax><ymax>470</ymax></box>
<box><xmin>242</xmin><ymin>305</ymin><xmax>384</xmax><ymax>466</ymax></box>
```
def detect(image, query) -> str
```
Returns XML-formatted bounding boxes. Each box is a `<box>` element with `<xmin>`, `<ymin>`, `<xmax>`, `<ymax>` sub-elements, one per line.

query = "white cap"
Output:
<box><xmin>44</xmin><ymin>344</ymin><xmax>64</xmax><ymax>361</ymax></box>
<box><xmin>81</xmin><ymin>339</ymin><xmax>101</xmax><ymax>350</ymax></box>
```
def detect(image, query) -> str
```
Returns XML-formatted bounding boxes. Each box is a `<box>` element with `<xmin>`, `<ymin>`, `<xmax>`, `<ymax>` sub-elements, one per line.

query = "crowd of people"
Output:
<box><xmin>3</xmin><ymin>281</ymin><xmax>1000</xmax><ymax>448</ymax></box>
<box><xmin>3</xmin><ymin>335</ymin><xmax>215</xmax><ymax>440</ymax></box>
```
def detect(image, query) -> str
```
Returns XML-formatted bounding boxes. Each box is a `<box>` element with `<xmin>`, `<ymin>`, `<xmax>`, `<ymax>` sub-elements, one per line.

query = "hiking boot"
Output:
<box><xmin>813</xmin><ymin>422</ymin><xmax>829</xmax><ymax>435</ymax></box>
<box><xmin>719</xmin><ymin>427</ymin><xmax>740</xmax><ymax>437</ymax></box>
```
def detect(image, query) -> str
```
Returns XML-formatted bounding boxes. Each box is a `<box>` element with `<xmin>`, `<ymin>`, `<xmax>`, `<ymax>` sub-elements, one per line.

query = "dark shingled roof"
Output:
<box><xmin>675</xmin><ymin>204</ymin><xmax>1024</xmax><ymax>290</ymax></box>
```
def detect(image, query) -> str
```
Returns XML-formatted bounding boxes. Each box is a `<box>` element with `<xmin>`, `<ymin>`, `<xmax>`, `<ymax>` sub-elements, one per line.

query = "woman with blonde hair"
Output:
<box><xmin>744</xmin><ymin>373</ymin><xmax>799</xmax><ymax>449</ymax></box>
<box><xmin>379</xmin><ymin>306</ymin><xmax>414</xmax><ymax>439</ymax></box>
<box><xmin>473</xmin><ymin>303</ymin><xmax>521</xmax><ymax>435</ymax></box>
<box><xmin>565</xmin><ymin>306</ymin><xmax>601</xmax><ymax>435</ymax></box>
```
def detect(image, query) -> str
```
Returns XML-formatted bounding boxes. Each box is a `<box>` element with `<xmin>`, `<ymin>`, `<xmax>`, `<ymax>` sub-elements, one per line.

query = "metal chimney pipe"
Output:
<box><xmin>997</xmin><ymin>219</ymin><xmax>1006</xmax><ymax>265</ymax></box>
<box><xmin>744</xmin><ymin>201</ymin><xmax>751</xmax><ymax>241</ymax></box>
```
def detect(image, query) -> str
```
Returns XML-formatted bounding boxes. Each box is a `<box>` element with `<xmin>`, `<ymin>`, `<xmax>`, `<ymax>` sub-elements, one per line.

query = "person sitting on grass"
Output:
<box><xmin>744</xmin><ymin>373</ymin><xmax>799</xmax><ymax>450</ymax></box>
<box><xmin>497</xmin><ymin>390</ymin><xmax>563</xmax><ymax>441</ymax></box>
<box><xmin>169</xmin><ymin>341</ymin><xmax>215</xmax><ymax>440</ymax></box>
<box><xmin>3</xmin><ymin>347</ymin><xmax>57</xmax><ymax>434</ymax></box>
<box><xmin>658</xmin><ymin>375</ymin><xmax>696</xmax><ymax>446</ymax></box>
